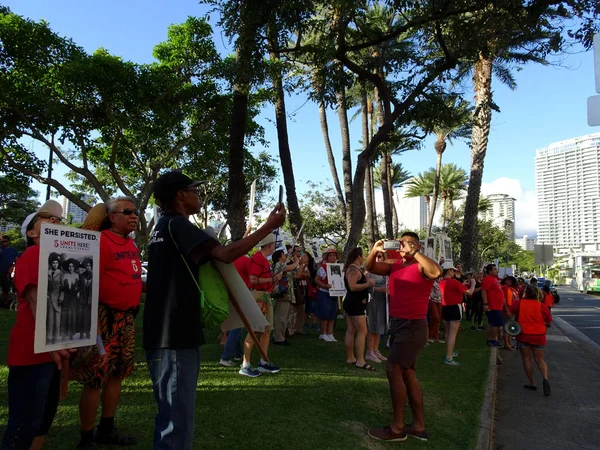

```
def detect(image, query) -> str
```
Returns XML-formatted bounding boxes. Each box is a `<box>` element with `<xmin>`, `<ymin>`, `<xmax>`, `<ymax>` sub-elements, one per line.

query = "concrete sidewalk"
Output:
<box><xmin>493</xmin><ymin>323</ymin><xmax>600</xmax><ymax>450</ymax></box>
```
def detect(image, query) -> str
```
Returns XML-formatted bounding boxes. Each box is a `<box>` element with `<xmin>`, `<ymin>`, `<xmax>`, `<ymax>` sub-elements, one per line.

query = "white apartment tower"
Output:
<box><xmin>479</xmin><ymin>193</ymin><xmax>516</xmax><ymax>239</ymax></box>
<box><xmin>535</xmin><ymin>132</ymin><xmax>600</xmax><ymax>252</ymax></box>
<box><xmin>60</xmin><ymin>194</ymin><xmax>95</xmax><ymax>224</ymax></box>
<box><xmin>515</xmin><ymin>235</ymin><xmax>536</xmax><ymax>251</ymax></box>
<box><xmin>394</xmin><ymin>187</ymin><xmax>428</xmax><ymax>232</ymax></box>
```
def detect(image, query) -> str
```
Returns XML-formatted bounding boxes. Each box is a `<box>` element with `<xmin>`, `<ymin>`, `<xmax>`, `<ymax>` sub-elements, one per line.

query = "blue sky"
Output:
<box><xmin>5</xmin><ymin>0</ymin><xmax>599</xmax><ymax>236</ymax></box>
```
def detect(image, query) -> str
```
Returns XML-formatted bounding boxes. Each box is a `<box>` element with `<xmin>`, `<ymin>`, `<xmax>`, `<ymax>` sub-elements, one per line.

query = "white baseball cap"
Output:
<box><xmin>441</xmin><ymin>262</ymin><xmax>458</xmax><ymax>271</ymax></box>
<box><xmin>21</xmin><ymin>200</ymin><xmax>63</xmax><ymax>240</ymax></box>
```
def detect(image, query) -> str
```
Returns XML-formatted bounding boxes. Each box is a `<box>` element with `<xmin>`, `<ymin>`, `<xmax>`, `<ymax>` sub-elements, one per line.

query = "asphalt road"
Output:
<box><xmin>553</xmin><ymin>286</ymin><xmax>600</xmax><ymax>346</ymax></box>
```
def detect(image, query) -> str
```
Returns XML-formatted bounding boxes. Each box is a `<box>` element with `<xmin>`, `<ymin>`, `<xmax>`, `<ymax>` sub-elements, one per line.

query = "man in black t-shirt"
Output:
<box><xmin>144</xmin><ymin>171</ymin><xmax>285</xmax><ymax>450</ymax></box>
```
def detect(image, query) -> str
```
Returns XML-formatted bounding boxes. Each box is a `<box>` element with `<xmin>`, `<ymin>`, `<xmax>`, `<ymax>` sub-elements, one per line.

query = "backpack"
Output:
<box><xmin>168</xmin><ymin>220</ymin><xmax>229</xmax><ymax>329</ymax></box>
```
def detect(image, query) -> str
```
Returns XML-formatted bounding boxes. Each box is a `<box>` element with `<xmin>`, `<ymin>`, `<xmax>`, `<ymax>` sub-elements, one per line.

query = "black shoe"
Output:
<box><xmin>273</xmin><ymin>340</ymin><xmax>290</xmax><ymax>346</ymax></box>
<box><xmin>95</xmin><ymin>426</ymin><xmax>136</xmax><ymax>446</ymax></box>
<box><xmin>543</xmin><ymin>379</ymin><xmax>551</xmax><ymax>396</ymax></box>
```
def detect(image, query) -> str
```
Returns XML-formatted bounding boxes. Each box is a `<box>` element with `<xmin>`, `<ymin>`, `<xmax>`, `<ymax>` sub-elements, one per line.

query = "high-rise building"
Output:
<box><xmin>478</xmin><ymin>193</ymin><xmax>516</xmax><ymax>239</ymax></box>
<box><xmin>394</xmin><ymin>187</ymin><xmax>428</xmax><ymax>232</ymax></box>
<box><xmin>60</xmin><ymin>194</ymin><xmax>95</xmax><ymax>224</ymax></box>
<box><xmin>515</xmin><ymin>235</ymin><xmax>536</xmax><ymax>251</ymax></box>
<box><xmin>536</xmin><ymin>132</ymin><xmax>600</xmax><ymax>253</ymax></box>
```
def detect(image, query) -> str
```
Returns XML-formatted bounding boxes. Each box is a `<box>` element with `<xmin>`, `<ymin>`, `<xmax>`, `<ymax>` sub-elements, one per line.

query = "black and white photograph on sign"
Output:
<box><xmin>308</xmin><ymin>240</ymin><xmax>322</xmax><ymax>262</ymax></box>
<box><xmin>326</xmin><ymin>263</ymin><xmax>346</xmax><ymax>297</ymax></box>
<box><xmin>443</xmin><ymin>238</ymin><xmax>453</xmax><ymax>263</ymax></box>
<box><xmin>424</xmin><ymin>237</ymin><xmax>435</xmax><ymax>260</ymax></box>
<box><xmin>35</xmin><ymin>223</ymin><xmax>100</xmax><ymax>354</ymax></box>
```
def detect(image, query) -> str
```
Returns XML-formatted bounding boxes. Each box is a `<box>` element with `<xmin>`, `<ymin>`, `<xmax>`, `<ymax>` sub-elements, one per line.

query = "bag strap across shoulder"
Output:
<box><xmin>168</xmin><ymin>219</ymin><xmax>205</xmax><ymax>302</ymax></box>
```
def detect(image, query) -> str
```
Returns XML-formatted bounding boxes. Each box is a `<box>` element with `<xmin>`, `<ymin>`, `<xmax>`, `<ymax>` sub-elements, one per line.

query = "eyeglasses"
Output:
<box><xmin>35</xmin><ymin>212</ymin><xmax>63</xmax><ymax>224</ymax></box>
<box><xmin>114</xmin><ymin>208</ymin><xmax>140</xmax><ymax>216</ymax></box>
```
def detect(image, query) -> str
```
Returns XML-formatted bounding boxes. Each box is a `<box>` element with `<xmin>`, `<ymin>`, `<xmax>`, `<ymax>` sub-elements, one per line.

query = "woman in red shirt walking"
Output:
<box><xmin>510</xmin><ymin>284</ymin><xmax>552</xmax><ymax>396</ymax></box>
<box><xmin>439</xmin><ymin>263</ymin><xmax>474</xmax><ymax>366</ymax></box>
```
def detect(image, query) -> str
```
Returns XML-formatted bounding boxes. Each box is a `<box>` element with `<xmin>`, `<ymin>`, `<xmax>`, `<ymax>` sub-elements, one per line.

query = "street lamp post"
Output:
<box><xmin>45</xmin><ymin>147</ymin><xmax>53</xmax><ymax>201</ymax></box>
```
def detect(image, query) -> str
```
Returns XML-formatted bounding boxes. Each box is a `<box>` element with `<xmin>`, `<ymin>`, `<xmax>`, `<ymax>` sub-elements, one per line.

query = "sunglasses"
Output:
<box><xmin>114</xmin><ymin>208</ymin><xmax>140</xmax><ymax>216</ymax></box>
<box><xmin>35</xmin><ymin>212</ymin><xmax>63</xmax><ymax>224</ymax></box>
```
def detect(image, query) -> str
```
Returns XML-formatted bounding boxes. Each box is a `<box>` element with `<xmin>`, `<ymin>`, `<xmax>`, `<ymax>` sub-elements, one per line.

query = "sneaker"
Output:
<box><xmin>310</xmin><ymin>324</ymin><xmax>320</xmax><ymax>331</ymax></box>
<box><xmin>327</xmin><ymin>334</ymin><xmax>337</xmax><ymax>342</ymax></box>
<box><xmin>452</xmin><ymin>351</ymin><xmax>459</xmax><ymax>357</ymax></box>
<box><xmin>233</xmin><ymin>356</ymin><xmax>242</xmax><ymax>361</ymax></box>
<box><xmin>95</xmin><ymin>426</ymin><xmax>136</xmax><ymax>446</ymax></box>
<box><xmin>319</xmin><ymin>334</ymin><xmax>330</xmax><ymax>341</ymax></box>
<box><xmin>487</xmin><ymin>340</ymin><xmax>502</xmax><ymax>347</ymax></box>
<box><xmin>258</xmin><ymin>361</ymin><xmax>281</xmax><ymax>373</ymax></box>
<box><xmin>437</xmin><ymin>339</ymin><xmax>446</xmax><ymax>344</ymax></box>
<box><xmin>444</xmin><ymin>358</ymin><xmax>460</xmax><ymax>366</ymax></box>
<box><xmin>543</xmin><ymin>379</ymin><xmax>551</xmax><ymax>396</ymax></box>
<box><xmin>238</xmin><ymin>365</ymin><xmax>260</xmax><ymax>377</ymax></box>
<box><xmin>365</xmin><ymin>352</ymin><xmax>382</xmax><ymax>363</ymax></box>
<box><xmin>427</xmin><ymin>339</ymin><xmax>435</xmax><ymax>343</ymax></box>
<box><xmin>375</xmin><ymin>351</ymin><xmax>388</xmax><ymax>361</ymax></box>
<box><xmin>219</xmin><ymin>358</ymin><xmax>235</xmax><ymax>367</ymax></box>
<box><xmin>478</xmin><ymin>326</ymin><xmax>485</xmax><ymax>331</ymax></box>
<box><xmin>367</xmin><ymin>426</ymin><xmax>407</xmax><ymax>442</ymax></box>
<box><xmin>404</xmin><ymin>424</ymin><xmax>429</xmax><ymax>441</ymax></box>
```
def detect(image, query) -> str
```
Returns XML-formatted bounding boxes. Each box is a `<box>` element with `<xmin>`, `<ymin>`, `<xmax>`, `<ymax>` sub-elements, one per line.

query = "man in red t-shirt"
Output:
<box><xmin>77</xmin><ymin>197</ymin><xmax>143</xmax><ymax>448</ymax></box>
<box><xmin>482</xmin><ymin>264</ymin><xmax>507</xmax><ymax>347</ymax></box>
<box><xmin>364</xmin><ymin>233</ymin><xmax>442</xmax><ymax>443</ymax></box>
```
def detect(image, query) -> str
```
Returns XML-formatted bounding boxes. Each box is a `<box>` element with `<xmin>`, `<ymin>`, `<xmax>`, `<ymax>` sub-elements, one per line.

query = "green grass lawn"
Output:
<box><xmin>0</xmin><ymin>308</ymin><xmax>490</xmax><ymax>449</ymax></box>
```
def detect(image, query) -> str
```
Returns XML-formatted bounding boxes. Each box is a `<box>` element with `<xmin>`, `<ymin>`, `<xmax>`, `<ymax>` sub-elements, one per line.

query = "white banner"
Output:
<box><xmin>35</xmin><ymin>223</ymin><xmax>100</xmax><ymax>354</ymax></box>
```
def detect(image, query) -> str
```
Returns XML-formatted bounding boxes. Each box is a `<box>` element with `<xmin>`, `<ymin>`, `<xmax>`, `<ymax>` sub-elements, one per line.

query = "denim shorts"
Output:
<box><xmin>316</xmin><ymin>290</ymin><xmax>338</xmax><ymax>321</ymax></box>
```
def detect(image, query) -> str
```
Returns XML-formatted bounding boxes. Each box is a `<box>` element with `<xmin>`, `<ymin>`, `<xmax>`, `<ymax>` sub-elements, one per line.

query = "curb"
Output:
<box><xmin>474</xmin><ymin>347</ymin><xmax>498</xmax><ymax>450</ymax></box>
<box><xmin>552</xmin><ymin>316</ymin><xmax>600</xmax><ymax>364</ymax></box>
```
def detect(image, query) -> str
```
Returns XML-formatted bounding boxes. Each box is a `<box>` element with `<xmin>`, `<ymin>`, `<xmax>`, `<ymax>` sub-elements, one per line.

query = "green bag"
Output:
<box><xmin>168</xmin><ymin>220</ymin><xmax>229</xmax><ymax>329</ymax></box>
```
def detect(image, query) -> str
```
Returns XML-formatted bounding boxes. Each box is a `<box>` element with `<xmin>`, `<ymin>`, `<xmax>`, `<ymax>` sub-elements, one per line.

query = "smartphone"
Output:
<box><xmin>383</xmin><ymin>240</ymin><xmax>400</xmax><ymax>250</ymax></box>
<box><xmin>278</xmin><ymin>185</ymin><xmax>284</xmax><ymax>205</ymax></box>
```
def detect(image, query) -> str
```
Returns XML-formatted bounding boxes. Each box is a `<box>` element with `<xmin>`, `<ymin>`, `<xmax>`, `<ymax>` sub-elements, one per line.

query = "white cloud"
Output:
<box><xmin>481</xmin><ymin>177</ymin><xmax>537</xmax><ymax>237</ymax></box>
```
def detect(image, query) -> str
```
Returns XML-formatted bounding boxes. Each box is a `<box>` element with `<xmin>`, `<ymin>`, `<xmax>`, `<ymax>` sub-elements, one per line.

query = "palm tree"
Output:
<box><xmin>405</xmin><ymin>169</ymin><xmax>436</xmax><ymax>220</ymax></box>
<box><xmin>438</xmin><ymin>163</ymin><xmax>468</xmax><ymax>228</ymax></box>
<box><xmin>425</xmin><ymin>97</ymin><xmax>472</xmax><ymax>236</ymax></box>
<box><xmin>374</xmin><ymin>161</ymin><xmax>411</xmax><ymax>236</ymax></box>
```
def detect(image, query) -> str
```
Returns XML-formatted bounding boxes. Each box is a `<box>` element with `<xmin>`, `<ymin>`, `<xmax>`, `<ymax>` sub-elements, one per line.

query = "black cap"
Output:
<box><xmin>153</xmin><ymin>171</ymin><xmax>203</xmax><ymax>206</ymax></box>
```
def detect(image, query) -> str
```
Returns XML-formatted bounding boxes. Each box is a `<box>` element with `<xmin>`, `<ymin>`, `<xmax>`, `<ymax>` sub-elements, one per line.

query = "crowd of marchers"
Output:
<box><xmin>1</xmin><ymin>170</ymin><xmax>555</xmax><ymax>449</ymax></box>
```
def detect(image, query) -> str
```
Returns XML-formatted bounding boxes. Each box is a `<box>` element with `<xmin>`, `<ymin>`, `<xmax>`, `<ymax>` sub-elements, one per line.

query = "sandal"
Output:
<box><xmin>355</xmin><ymin>363</ymin><xmax>376</xmax><ymax>371</ymax></box>
<box><xmin>346</xmin><ymin>360</ymin><xmax>357</xmax><ymax>365</ymax></box>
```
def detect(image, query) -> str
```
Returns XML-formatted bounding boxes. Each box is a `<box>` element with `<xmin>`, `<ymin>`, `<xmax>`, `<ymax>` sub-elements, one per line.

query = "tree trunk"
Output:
<box><xmin>228</xmin><ymin>39</ymin><xmax>255</xmax><ymax>239</ymax></box>
<box><xmin>427</xmin><ymin>139</ymin><xmax>446</xmax><ymax>236</ymax></box>
<box><xmin>374</xmin><ymin>87</ymin><xmax>392</xmax><ymax>239</ymax></box>
<box><xmin>361</xmin><ymin>80</ymin><xmax>375</xmax><ymax>248</ymax></box>
<box><xmin>314</xmin><ymin>69</ymin><xmax>346</xmax><ymax>218</ymax></box>
<box><xmin>460</xmin><ymin>54</ymin><xmax>494</xmax><ymax>271</ymax></box>
<box><xmin>387</xmin><ymin>153</ymin><xmax>398</xmax><ymax>237</ymax></box>
<box><xmin>267</xmin><ymin>23</ymin><xmax>303</xmax><ymax>244</ymax></box>
<box><xmin>335</xmin><ymin>61</ymin><xmax>353</xmax><ymax>235</ymax></box>
<box><xmin>369</xmin><ymin>101</ymin><xmax>378</xmax><ymax>237</ymax></box>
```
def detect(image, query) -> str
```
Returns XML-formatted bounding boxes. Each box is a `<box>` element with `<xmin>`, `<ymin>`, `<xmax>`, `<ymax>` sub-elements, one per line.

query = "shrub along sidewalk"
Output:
<box><xmin>0</xmin><ymin>308</ymin><xmax>490</xmax><ymax>449</ymax></box>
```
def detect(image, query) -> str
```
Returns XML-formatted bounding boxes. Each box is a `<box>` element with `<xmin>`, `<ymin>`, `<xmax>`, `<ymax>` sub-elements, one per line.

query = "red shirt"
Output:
<box><xmin>233</xmin><ymin>255</ymin><xmax>252</xmax><ymax>289</ymax></box>
<box><xmin>389</xmin><ymin>261</ymin><xmax>434</xmax><ymax>320</ymax></box>
<box><xmin>482</xmin><ymin>275</ymin><xmax>504</xmax><ymax>311</ymax></box>
<box><xmin>440</xmin><ymin>278</ymin><xmax>468</xmax><ymax>306</ymax></box>
<box><xmin>510</xmin><ymin>300</ymin><xmax>552</xmax><ymax>346</ymax></box>
<box><xmin>99</xmin><ymin>231</ymin><xmax>142</xmax><ymax>310</ymax></box>
<box><xmin>7</xmin><ymin>245</ymin><xmax>53</xmax><ymax>366</ymax></box>
<box><xmin>249</xmin><ymin>251</ymin><xmax>274</xmax><ymax>293</ymax></box>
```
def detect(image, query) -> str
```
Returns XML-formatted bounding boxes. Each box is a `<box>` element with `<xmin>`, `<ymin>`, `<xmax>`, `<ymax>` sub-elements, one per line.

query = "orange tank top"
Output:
<box><xmin>518</xmin><ymin>300</ymin><xmax>546</xmax><ymax>335</ymax></box>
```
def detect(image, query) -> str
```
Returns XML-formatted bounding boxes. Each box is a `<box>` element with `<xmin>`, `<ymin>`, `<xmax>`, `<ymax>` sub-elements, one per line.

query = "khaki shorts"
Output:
<box><xmin>252</xmin><ymin>290</ymin><xmax>273</xmax><ymax>332</ymax></box>
<box><xmin>387</xmin><ymin>318</ymin><xmax>427</xmax><ymax>370</ymax></box>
